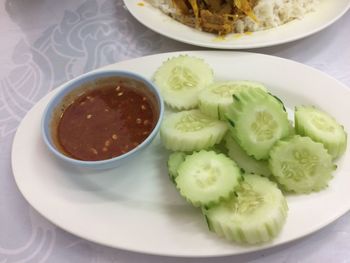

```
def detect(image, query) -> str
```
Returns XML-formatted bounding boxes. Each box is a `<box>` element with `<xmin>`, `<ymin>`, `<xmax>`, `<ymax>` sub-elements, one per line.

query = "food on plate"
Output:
<box><xmin>175</xmin><ymin>150</ymin><xmax>242</xmax><ymax>206</ymax></box>
<box><xmin>202</xmin><ymin>173</ymin><xmax>288</xmax><ymax>244</ymax></box>
<box><xmin>225</xmin><ymin>87</ymin><xmax>291</xmax><ymax>160</ymax></box>
<box><xmin>295</xmin><ymin>106</ymin><xmax>347</xmax><ymax>159</ymax></box>
<box><xmin>168</xmin><ymin>151</ymin><xmax>187</xmax><ymax>182</ymax></box>
<box><xmin>156</xmin><ymin>55</ymin><xmax>347</xmax><ymax>245</ymax></box>
<box><xmin>154</xmin><ymin>55</ymin><xmax>213</xmax><ymax>109</ymax></box>
<box><xmin>52</xmin><ymin>77</ymin><xmax>159</xmax><ymax>161</ymax></box>
<box><xmin>225</xmin><ymin>134</ymin><xmax>271</xmax><ymax>177</ymax></box>
<box><xmin>147</xmin><ymin>0</ymin><xmax>319</xmax><ymax>35</ymax></box>
<box><xmin>269</xmin><ymin>135</ymin><xmax>335</xmax><ymax>193</ymax></box>
<box><xmin>160</xmin><ymin>109</ymin><xmax>228</xmax><ymax>151</ymax></box>
<box><xmin>198</xmin><ymin>80</ymin><xmax>266</xmax><ymax>120</ymax></box>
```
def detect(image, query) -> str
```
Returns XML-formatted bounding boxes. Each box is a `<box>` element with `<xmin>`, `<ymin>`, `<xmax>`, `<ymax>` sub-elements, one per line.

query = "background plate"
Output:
<box><xmin>12</xmin><ymin>51</ymin><xmax>350</xmax><ymax>257</ymax></box>
<box><xmin>124</xmin><ymin>0</ymin><xmax>350</xmax><ymax>49</ymax></box>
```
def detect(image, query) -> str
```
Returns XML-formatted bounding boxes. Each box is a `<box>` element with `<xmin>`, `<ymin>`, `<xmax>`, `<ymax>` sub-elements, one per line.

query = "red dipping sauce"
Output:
<box><xmin>52</xmin><ymin>77</ymin><xmax>159</xmax><ymax>161</ymax></box>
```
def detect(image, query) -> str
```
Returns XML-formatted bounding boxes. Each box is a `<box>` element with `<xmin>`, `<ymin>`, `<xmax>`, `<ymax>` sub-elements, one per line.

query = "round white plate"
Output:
<box><xmin>124</xmin><ymin>0</ymin><xmax>350</xmax><ymax>49</ymax></box>
<box><xmin>12</xmin><ymin>51</ymin><xmax>350</xmax><ymax>257</ymax></box>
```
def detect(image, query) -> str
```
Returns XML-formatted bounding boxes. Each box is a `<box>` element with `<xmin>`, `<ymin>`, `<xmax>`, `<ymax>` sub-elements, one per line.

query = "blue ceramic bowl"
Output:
<box><xmin>41</xmin><ymin>70</ymin><xmax>164</xmax><ymax>170</ymax></box>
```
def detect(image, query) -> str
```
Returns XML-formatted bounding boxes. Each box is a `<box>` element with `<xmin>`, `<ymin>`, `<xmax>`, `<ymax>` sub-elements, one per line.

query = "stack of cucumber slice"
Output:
<box><xmin>154</xmin><ymin>55</ymin><xmax>347</xmax><ymax>245</ymax></box>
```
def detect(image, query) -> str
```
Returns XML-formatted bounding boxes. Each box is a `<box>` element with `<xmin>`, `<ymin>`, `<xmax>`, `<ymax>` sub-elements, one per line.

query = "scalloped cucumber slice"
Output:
<box><xmin>198</xmin><ymin>81</ymin><xmax>267</xmax><ymax>120</ymax></box>
<box><xmin>210</xmin><ymin>140</ymin><xmax>228</xmax><ymax>155</ymax></box>
<box><xmin>288</xmin><ymin>120</ymin><xmax>295</xmax><ymax>136</ymax></box>
<box><xmin>225</xmin><ymin>135</ymin><xmax>271</xmax><ymax>177</ymax></box>
<box><xmin>269</xmin><ymin>135</ymin><xmax>335</xmax><ymax>194</ymax></box>
<box><xmin>168</xmin><ymin>152</ymin><xmax>186</xmax><ymax>183</ymax></box>
<box><xmin>226</xmin><ymin>88</ymin><xmax>290</xmax><ymax>160</ymax></box>
<box><xmin>295</xmin><ymin>106</ymin><xmax>347</xmax><ymax>159</ymax></box>
<box><xmin>203</xmin><ymin>174</ymin><xmax>288</xmax><ymax>244</ymax></box>
<box><xmin>160</xmin><ymin>110</ymin><xmax>228</xmax><ymax>152</ymax></box>
<box><xmin>153</xmin><ymin>55</ymin><xmax>214</xmax><ymax>110</ymax></box>
<box><xmin>175</xmin><ymin>151</ymin><xmax>242</xmax><ymax>207</ymax></box>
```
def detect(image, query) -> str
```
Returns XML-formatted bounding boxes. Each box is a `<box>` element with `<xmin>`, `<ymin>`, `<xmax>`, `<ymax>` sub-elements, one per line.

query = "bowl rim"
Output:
<box><xmin>41</xmin><ymin>69</ymin><xmax>164</xmax><ymax>167</ymax></box>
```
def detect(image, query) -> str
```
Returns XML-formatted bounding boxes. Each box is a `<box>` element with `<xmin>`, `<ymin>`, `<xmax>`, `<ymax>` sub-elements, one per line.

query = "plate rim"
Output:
<box><xmin>11</xmin><ymin>50</ymin><xmax>350</xmax><ymax>257</ymax></box>
<box><xmin>124</xmin><ymin>1</ymin><xmax>350</xmax><ymax>49</ymax></box>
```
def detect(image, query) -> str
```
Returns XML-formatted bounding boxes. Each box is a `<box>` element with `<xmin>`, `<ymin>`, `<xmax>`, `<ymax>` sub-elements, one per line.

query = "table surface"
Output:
<box><xmin>1</xmin><ymin>0</ymin><xmax>350</xmax><ymax>262</ymax></box>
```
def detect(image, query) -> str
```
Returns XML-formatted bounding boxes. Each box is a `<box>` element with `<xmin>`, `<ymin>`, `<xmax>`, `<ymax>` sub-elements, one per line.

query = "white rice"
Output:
<box><xmin>147</xmin><ymin>0</ymin><xmax>178</xmax><ymax>15</ymax></box>
<box><xmin>237</xmin><ymin>0</ymin><xmax>319</xmax><ymax>33</ymax></box>
<box><xmin>148</xmin><ymin>0</ymin><xmax>319</xmax><ymax>33</ymax></box>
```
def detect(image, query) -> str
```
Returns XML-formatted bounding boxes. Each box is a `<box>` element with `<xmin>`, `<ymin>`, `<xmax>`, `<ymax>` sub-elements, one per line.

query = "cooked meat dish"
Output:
<box><xmin>148</xmin><ymin>0</ymin><xmax>319</xmax><ymax>35</ymax></box>
<box><xmin>169</xmin><ymin>0</ymin><xmax>258</xmax><ymax>35</ymax></box>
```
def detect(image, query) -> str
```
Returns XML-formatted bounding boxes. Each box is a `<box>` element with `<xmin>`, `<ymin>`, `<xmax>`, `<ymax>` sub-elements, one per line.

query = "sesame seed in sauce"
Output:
<box><xmin>141</xmin><ymin>105</ymin><xmax>146</xmax><ymax>110</ymax></box>
<box><xmin>116</xmin><ymin>86</ymin><xmax>121</xmax><ymax>91</ymax></box>
<box><xmin>136</xmin><ymin>118</ymin><xmax>142</xmax><ymax>124</ymax></box>
<box><xmin>86</xmin><ymin>114</ymin><xmax>92</xmax><ymax>119</ymax></box>
<box><xmin>102</xmin><ymin>147</ymin><xmax>108</xmax><ymax>152</ymax></box>
<box><xmin>117</xmin><ymin>92</ymin><xmax>123</xmax><ymax>96</ymax></box>
<box><xmin>112</xmin><ymin>134</ymin><xmax>118</xmax><ymax>140</ymax></box>
<box><xmin>90</xmin><ymin>148</ymin><xmax>98</xmax><ymax>155</ymax></box>
<box><xmin>105</xmin><ymin>140</ymin><xmax>111</xmax><ymax>146</ymax></box>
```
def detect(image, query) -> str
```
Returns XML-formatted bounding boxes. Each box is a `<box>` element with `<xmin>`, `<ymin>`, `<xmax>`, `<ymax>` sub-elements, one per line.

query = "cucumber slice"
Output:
<box><xmin>226</xmin><ymin>88</ymin><xmax>291</xmax><ymax>160</ymax></box>
<box><xmin>175</xmin><ymin>151</ymin><xmax>242</xmax><ymax>207</ymax></box>
<box><xmin>269</xmin><ymin>135</ymin><xmax>335</xmax><ymax>194</ymax></box>
<box><xmin>153</xmin><ymin>55</ymin><xmax>214</xmax><ymax>110</ymax></box>
<box><xmin>203</xmin><ymin>174</ymin><xmax>288</xmax><ymax>244</ymax></box>
<box><xmin>295</xmin><ymin>106</ymin><xmax>347</xmax><ymax>159</ymax></box>
<box><xmin>160</xmin><ymin>110</ymin><xmax>228</xmax><ymax>152</ymax></box>
<box><xmin>168</xmin><ymin>152</ymin><xmax>186</xmax><ymax>183</ymax></box>
<box><xmin>198</xmin><ymin>81</ymin><xmax>267</xmax><ymax>120</ymax></box>
<box><xmin>210</xmin><ymin>140</ymin><xmax>229</xmax><ymax>155</ymax></box>
<box><xmin>225</xmin><ymin>134</ymin><xmax>271</xmax><ymax>177</ymax></box>
<box><xmin>288</xmin><ymin>120</ymin><xmax>295</xmax><ymax>136</ymax></box>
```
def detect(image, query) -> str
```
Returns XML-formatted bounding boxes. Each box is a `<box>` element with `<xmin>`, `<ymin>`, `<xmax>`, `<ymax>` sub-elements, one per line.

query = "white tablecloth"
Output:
<box><xmin>1</xmin><ymin>0</ymin><xmax>349</xmax><ymax>262</ymax></box>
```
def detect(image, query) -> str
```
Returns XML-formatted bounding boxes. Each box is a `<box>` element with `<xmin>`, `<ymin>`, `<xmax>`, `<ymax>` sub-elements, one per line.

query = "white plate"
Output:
<box><xmin>124</xmin><ymin>0</ymin><xmax>350</xmax><ymax>49</ymax></box>
<box><xmin>12</xmin><ymin>51</ymin><xmax>350</xmax><ymax>257</ymax></box>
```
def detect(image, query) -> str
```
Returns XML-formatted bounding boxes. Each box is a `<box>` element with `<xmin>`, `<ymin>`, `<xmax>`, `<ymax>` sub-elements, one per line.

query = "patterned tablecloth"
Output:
<box><xmin>1</xmin><ymin>0</ymin><xmax>350</xmax><ymax>262</ymax></box>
